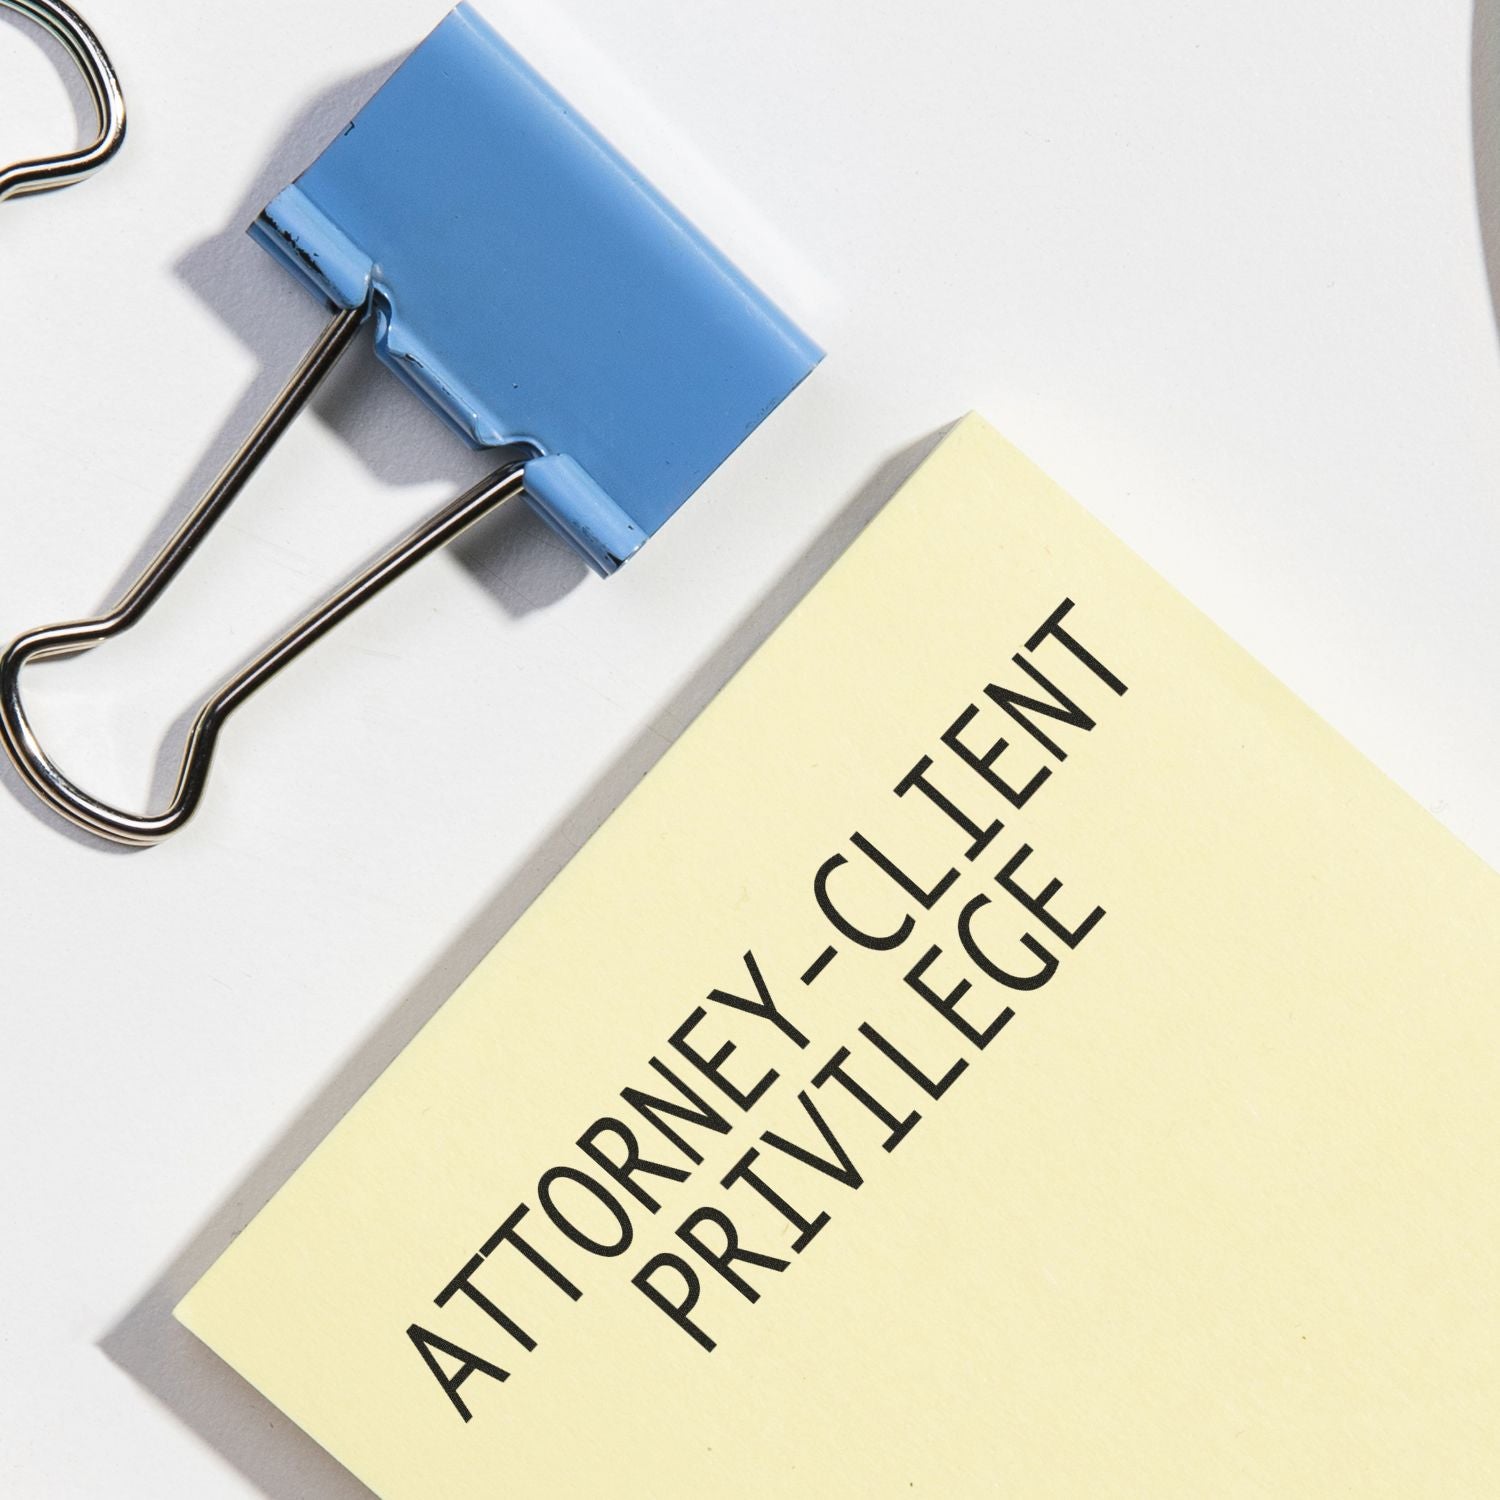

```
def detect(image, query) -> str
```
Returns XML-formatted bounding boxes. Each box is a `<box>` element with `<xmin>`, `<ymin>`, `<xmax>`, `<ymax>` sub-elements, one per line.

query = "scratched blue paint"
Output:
<box><xmin>252</xmin><ymin>4</ymin><xmax>822</xmax><ymax>574</ymax></box>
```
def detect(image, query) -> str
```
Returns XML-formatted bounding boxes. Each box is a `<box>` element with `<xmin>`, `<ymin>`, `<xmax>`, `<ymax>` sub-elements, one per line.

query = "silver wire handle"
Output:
<box><xmin>0</xmin><ymin>0</ymin><xmax>126</xmax><ymax>201</ymax></box>
<box><xmin>0</xmin><ymin>306</ymin><xmax>529</xmax><ymax>845</ymax></box>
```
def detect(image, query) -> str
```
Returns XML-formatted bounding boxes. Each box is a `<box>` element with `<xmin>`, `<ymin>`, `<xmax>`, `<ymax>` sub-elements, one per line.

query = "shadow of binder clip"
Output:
<box><xmin>0</xmin><ymin>0</ymin><xmax>125</xmax><ymax>201</ymax></box>
<box><xmin>0</xmin><ymin>4</ymin><xmax>822</xmax><ymax>847</ymax></box>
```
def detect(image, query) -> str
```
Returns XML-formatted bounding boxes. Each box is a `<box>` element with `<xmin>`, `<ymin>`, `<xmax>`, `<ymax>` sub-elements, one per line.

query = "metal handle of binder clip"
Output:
<box><xmin>0</xmin><ymin>0</ymin><xmax>126</xmax><ymax>201</ymax></box>
<box><xmin>0</xmin><ymin>307</ymin><xmax>528</xmax><ymax>845</ymax></box>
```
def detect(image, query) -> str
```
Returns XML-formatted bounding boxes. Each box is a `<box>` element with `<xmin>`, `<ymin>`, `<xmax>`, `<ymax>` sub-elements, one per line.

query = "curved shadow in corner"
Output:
<box><xmin>1475</xmin><ymin>0</ymin><xmax>1500</xmax><ymax>339</ymax></box>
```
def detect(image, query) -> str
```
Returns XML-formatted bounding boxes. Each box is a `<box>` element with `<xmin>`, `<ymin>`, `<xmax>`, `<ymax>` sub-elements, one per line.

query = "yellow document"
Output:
<box><xmin>179</xmin><ymin>416</ymin><xmax>1500</xmax><ymax>1497</ymax></box>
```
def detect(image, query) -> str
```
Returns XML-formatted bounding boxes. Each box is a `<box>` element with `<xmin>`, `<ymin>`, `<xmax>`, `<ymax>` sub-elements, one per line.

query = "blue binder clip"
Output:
<box><xmin>0</xmin><ymin>5</ymin><xmax>822</xmax><ymax>846</ymax></box>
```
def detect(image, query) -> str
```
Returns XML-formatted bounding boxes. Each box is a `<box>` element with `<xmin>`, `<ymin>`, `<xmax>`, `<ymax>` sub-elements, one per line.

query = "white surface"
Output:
<box><xmin>1</xmin><ymin>1</ymin><xmax>1497</xmax><ymax>1494</ymax></box>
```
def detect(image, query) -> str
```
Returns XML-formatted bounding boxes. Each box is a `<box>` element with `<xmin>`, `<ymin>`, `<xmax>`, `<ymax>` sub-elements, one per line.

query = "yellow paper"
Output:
<box><xmin>178</xmin><ymin>416</ymin><xmax>1500</xmax><ymax>1497</ymax></box>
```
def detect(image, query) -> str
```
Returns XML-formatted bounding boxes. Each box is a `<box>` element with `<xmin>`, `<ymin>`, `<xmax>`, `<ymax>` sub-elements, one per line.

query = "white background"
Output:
<box><xmin>1</xmin><ymin>1</ymin><xmax>1497</xmax><ymax>1494</ymax></box>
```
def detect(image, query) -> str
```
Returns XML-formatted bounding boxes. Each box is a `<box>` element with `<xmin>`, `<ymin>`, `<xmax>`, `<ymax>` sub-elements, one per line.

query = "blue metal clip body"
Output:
<box><xmin>253</xmin><ymin>4</ymin><xmax>823</xmax><ymax>574</ymax></box>
<box><xmin>0</xmin><ymin>4</ymin><xmax>824</xmax><ymax>846</ymax></box>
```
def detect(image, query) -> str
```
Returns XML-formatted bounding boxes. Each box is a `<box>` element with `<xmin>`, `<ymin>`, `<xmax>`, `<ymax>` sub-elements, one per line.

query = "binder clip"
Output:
<box><xmin>0</xmin><ymin>5</ymin><xmax>822</xmax><ymax>845</ymax></box>
<box><xmin>0</xmin><ymin>0</ymin><xmax>125</xmax><ymax>202</ymax></box>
